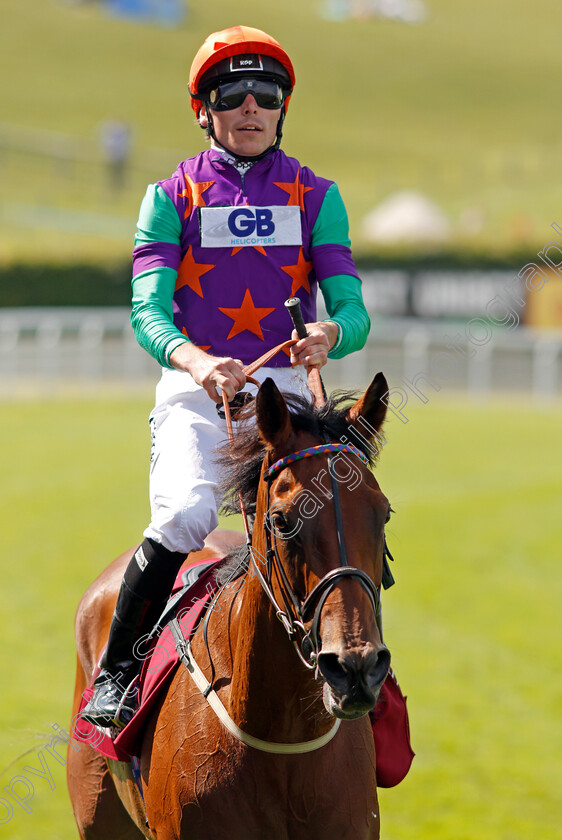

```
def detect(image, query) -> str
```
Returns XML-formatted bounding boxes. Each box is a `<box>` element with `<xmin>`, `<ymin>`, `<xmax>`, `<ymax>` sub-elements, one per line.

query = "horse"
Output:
<box><xmin>67</xmin><ymin>372</ymin><xmax>392</xmax><ymax>840</ymax></box>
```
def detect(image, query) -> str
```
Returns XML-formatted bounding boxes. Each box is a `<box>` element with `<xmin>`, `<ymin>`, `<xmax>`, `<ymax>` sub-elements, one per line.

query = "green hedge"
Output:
<box><xmin>0</xmin><ymin>251</ymin><xmax>532</xmax><ymax>308</ymax></box>
<box><xmin>0</xmin><ymin>262</ymin><xmax>132</xmax><ymax>308</ymax></box>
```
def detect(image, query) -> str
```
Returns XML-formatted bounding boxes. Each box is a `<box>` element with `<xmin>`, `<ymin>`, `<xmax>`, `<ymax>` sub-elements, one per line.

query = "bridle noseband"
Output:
<box><xmin>252</xmin><ymin>441</ymin><xmax>388</xmax><ymax>673</ymax></box>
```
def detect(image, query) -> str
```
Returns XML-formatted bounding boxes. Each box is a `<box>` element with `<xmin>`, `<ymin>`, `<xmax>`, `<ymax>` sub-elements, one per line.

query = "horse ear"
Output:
<box><xmin>256</xmin><ymin>377</ymin><xmax>293</xmax><ymax>449</ymax></box>
<box><xmin>346</xmin><ymin>372</ymin><xmax>388</xmax><ymax>439</ymax></box>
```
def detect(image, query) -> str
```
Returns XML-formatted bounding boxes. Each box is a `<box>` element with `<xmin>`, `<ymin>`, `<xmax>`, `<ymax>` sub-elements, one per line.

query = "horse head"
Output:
<box><xmin>254</xmin><ymin>373</ymin><xmax>392</xmax><ymax>721</ymax></box>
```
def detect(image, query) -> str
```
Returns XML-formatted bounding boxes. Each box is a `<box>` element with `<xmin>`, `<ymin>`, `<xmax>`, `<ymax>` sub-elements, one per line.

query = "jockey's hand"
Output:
<box><xmin>290</xmin><ymin>321</ymin><xmax>339</xmax><ymax>369</ymax></box>
<box><xmin>169</xmin><ymin>342</ymin><xmax>246</xmax><ymax>403</ymax></box>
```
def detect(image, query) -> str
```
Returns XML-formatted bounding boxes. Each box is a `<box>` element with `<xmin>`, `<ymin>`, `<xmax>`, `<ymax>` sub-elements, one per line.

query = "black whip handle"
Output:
<box><xmin>284</xmin><ymin>297</ymin><xmax>308</xmax><ymax>340</ymax></box>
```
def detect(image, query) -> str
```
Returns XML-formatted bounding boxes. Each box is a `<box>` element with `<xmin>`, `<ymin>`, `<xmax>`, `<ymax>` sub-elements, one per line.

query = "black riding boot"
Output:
<box><xmin>81</xmin><ymin>538</ymin><xmax>186</xmax><ymax>729</ymax></box>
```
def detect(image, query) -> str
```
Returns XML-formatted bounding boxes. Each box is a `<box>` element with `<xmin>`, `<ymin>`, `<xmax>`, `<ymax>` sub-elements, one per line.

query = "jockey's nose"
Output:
<box><xmin>242</xmin><ymin>93</ymin><xmax>259</xmax><ymax>112</ymax></box>
<box><xmin>317</xmin><ymin>646</ymin><xmax>391</xmax><ymax>707</ymax></box>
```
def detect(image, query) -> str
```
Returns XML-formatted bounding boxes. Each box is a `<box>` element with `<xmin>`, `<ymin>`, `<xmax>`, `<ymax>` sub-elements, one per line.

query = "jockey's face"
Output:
<box><xmin>201</xmin><ymin>93</ymin><xmax>281</xmax><ymax>157</ymax></box>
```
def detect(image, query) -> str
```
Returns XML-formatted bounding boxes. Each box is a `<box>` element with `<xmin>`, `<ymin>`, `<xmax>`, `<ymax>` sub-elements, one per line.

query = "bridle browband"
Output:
<box><xmin>265</xmin><ymin>442</ymin><xmax>369</xmax><ymax>478</ymax></box>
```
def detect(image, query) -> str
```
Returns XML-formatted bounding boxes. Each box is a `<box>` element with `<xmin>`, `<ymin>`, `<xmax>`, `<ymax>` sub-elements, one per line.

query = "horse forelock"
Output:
<box><xmin>217</xmin><ymin>389</ymin><xmax>376</xmax><ymax>517</ymax></box>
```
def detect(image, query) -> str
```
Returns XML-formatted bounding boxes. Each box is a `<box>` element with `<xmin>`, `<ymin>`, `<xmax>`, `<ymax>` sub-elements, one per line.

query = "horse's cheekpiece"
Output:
<box><xmin>260</xmin><ymin>440</ymin><xmax>385</xmax><ymax>672</ymax></box>
<box><xmin>216</xmin><ymin>391</ymin><xmax>254</xmax><ymax>421</ymax></box>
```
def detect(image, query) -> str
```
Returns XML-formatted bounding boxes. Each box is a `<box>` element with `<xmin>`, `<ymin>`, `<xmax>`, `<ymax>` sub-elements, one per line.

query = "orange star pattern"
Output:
<box><xmin>178</xmin><ymin>174</ymin><xmax>215</xmax><ymax>219</ymax></box>
<box><xmin>219</xmin><ymin>289</ymin><xmax>275</xmax><ymax>341</ymax></box>
<box><xmin>280</xmin><ymin>248</ymin><xmax>313</xmax><ymax>296</ymax></box>
<box><xmin>273</xmin><ymin>170</ymin><xmax>313</xmax><ymax>211</ymax></box>
<box><xmin>175</xmin><ymin>246</ymin><xmax>215</xmax><ymax>298</ymax></box>
<box><xmin>181</xmin><ymin>327</ymin><xmax>210</xmax><ymax>352</ymax></box>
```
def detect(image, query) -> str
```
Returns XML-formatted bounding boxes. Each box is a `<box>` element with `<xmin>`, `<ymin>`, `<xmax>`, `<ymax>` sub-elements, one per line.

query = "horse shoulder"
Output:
<box><xmin>141</xmin><ymin>586</ymin><xmax>242</xmax><ymax>823</ymax></box>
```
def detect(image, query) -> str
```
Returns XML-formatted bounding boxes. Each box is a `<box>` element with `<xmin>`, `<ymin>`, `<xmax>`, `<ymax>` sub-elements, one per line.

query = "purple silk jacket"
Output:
<box><xmin>132</xmin><ymin>149</ymin><xmax>359</xmax><ymax>366</ymax></box>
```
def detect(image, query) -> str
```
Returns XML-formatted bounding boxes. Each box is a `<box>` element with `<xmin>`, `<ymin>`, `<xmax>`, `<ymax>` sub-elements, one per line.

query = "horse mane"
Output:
<box><xmin>217</xmin><ymin>388</ymin><xmax>377</xmax><ymax>520</ymax></box>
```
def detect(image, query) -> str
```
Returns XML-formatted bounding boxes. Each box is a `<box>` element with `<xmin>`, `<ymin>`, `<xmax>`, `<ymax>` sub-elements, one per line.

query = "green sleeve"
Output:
<box><xmin>134</xmin><ymin>183</ymin><xmax>182</xmax><ymax>246</ymax></box>
<box><xmin>311</xmin><ymin>184</ymin><xmax>371</xmax><ymax>358</ymax></box>
<box><xmin>311</xmin><ymin>182</ymin><xmax>352</xmax><ymax>247</ymax></box>
<box><xmin>131</xmin><ymin>184</ymin><xmax>189</xmax><ymax>367</ymax></box>
<box><xmin>131</xmin><ymin>268</ymin><xmax>188</xmax><ymax>368</ymax></box>
<box><xmin>321</xmin><ymin>275</ymin><xmax>371</xmax><ymax>359</ymax></box>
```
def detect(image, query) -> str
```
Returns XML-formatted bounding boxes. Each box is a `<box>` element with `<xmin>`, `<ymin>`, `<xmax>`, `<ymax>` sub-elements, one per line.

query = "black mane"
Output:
<box><xmin>217</xmin><ymin>388</ymin><xmax>375</xmax><ymax>518</ymax></box>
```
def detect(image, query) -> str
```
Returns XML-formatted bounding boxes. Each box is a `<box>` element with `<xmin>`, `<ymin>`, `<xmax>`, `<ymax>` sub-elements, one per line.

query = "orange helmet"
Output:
<box><xmin>189</xmin><ymin>25</ymin><xmax>295</xmax><ymax>118</ymax></box>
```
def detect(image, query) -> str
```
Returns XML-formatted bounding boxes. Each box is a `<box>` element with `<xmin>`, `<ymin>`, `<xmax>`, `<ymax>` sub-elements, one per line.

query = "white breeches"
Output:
<box><xmin>143</xmin><ymin>366</ymin><xmax>308</xmax><ymax>554</ymax></box>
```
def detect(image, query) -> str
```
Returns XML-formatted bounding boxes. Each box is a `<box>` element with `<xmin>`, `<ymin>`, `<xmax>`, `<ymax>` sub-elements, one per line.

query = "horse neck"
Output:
<box><xmin>228</xmin><ymin>494</ymin><xmax>326</xmax><ymax>743</ymax></box>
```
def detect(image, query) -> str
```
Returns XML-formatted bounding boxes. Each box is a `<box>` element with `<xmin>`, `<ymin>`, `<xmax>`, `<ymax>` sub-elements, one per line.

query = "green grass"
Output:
<box><xmin>0</xmin><ymin>389</ymin><xmax>560</xmax><ymax>838</ymax></box>
<box><xmin>375</xmin><ymin>398</ymin><xmax>562</xmax><ymax>839</ymax></box>
<box><xmin>1</xmin><ymin>0</ymin><xmax>562</xmax><ymax>263</ymax></box>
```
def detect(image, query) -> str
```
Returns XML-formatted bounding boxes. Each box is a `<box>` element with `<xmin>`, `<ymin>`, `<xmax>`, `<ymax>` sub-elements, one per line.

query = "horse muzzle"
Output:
<box><xmin>317</xmin><ymin>645</ymin><xmax>391</xmax><ymax>719</ymax></box>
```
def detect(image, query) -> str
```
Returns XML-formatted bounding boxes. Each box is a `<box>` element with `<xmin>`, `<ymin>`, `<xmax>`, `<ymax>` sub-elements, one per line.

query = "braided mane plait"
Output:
<box><xmin>217</xmin><ymin>389</ymin><xmax>376</xmax><ymax>518</ymax></box>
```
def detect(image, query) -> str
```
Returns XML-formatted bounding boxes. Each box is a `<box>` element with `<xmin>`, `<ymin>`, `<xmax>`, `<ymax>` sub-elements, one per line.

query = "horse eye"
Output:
<box><xmin>272</xmin><ymin>512</ymin><xmax>288</xmax><ymax>532</ymax></box>
<box><xmin>385</xmin><ymin>506</ymin><xmax>393</xmax><ymax>524</ymax></box>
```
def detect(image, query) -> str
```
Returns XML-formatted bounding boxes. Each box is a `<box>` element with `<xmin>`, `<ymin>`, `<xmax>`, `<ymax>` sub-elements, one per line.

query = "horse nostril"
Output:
<box><xmin>365</xmin><ymin>647</ymin><xmax>391</xmax><ymax>691</ymax></box>
<box><xmin>318</xmin><ymin>647</ymin><xmax>391</xmax><ymax>699</ymax></box>
<box><xmin>317</xmin><ymin>652</ymin><xmax>349</xmax><ymax>693</ymax></box>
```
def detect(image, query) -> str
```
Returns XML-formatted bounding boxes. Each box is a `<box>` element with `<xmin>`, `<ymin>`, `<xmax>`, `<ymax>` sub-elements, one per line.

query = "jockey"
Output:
<box><xmin>82</xmin><ymin>25</ymin><xmax>371</xmax><ymax>728</ymax></box>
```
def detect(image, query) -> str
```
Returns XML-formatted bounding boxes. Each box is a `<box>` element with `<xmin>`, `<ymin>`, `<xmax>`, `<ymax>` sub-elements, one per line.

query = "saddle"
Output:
<box><xmin>75</xmin><ymin>558</ymin><xmax>413</xmax><ymax>787</ymax></box>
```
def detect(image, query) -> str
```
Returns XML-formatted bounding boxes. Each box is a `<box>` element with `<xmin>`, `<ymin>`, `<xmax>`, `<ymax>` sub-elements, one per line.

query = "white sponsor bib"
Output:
<box><xmin>200</xmin><ymin>205</ymin><xmax>302</xmax><ymax>249</ymax></box>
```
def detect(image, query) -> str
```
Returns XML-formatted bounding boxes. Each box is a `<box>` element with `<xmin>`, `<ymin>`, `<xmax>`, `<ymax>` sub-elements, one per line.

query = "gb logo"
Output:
<box><xmin>227</xmin><ymin>208</ymin><xmax>275</xmax><ymax>237</ymax></box>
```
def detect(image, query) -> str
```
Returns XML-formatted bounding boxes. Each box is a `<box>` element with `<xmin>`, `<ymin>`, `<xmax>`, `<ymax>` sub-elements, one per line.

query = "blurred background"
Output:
<box><xmin>1</xmin><ymin>2</ymin><xmax>560</xmax><ymax>839</ymax></box>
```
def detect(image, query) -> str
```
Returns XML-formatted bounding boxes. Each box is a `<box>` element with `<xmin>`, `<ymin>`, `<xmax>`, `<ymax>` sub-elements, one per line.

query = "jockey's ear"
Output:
<box><xmin>345</xmin><ymin>372</ymin><xmax>388</xmax><ymax>441</ymax></box>
<box><xmin>256</xmin><ymin>378</ymin><xmax>293</xmax><ymax>451</ymax></box>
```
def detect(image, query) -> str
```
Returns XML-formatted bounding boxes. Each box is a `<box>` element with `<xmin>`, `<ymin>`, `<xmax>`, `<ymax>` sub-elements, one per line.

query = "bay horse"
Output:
<box><xmin>68</xmin><ymin>372</ymin><xmax>392</xmax><ymax>840</ymax></box>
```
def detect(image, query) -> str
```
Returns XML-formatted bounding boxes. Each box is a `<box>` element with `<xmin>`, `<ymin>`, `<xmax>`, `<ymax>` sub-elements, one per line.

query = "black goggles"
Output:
<box><xmin>207</xmin><ymin>78</ymin><xmax>284</xmax><ymax>112</ymax></box>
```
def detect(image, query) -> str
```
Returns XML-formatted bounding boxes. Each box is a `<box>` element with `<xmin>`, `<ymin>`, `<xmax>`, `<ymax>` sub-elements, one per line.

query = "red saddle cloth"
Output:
<box><xmin>75</xmin><ymin>559</ymin><xmax>222</xmax><ymax>762</ymax></box>
<box><xmin>74</xmin><ymin>559</ymin><xmax>414</xmax><ymax>786</ymax></box>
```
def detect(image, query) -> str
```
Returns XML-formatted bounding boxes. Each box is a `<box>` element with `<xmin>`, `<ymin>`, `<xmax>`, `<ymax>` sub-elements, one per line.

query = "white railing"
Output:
<box><xmin>337</xmin><ymin>317</ymin><xmax>561</xmax><ymax>402</ymax></box>
<box><xmin>0</xmin><ymin>308</ymin><xmax>560</xmax><ymax>401</ymax></box>
<box><xmin>0</xmin><ymin>308</ymin><xmax>159</xmax><ymax>390</ymax></box>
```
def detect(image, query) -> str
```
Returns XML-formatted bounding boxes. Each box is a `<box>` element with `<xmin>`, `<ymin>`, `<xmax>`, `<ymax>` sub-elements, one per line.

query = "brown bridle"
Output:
<box><xmin>258</xmin><ymin>443</ymin><xmax>384</xmax><ymax>671</ymax></box>
<box><xmin>220</xmin><ymin>336</ymin><xmax>392</xmax><ymax>675</ymax></box>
